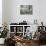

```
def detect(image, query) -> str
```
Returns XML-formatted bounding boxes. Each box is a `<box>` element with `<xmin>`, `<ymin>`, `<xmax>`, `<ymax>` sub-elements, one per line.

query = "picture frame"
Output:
<box><xmin>20</xmin><ymin>5</ymin><xmax>33</xmax><ymax>15</ymax></box>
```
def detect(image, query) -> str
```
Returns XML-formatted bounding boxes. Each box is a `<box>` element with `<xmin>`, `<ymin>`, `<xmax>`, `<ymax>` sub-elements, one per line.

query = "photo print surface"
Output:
<box><xmin>20</xmin><ymin>5</ymin><xmax>33</xmax><ymax>15</ymax></box>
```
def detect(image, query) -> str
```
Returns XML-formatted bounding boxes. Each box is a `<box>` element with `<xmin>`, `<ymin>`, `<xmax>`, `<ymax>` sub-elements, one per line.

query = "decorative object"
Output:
<box><xmin>0</xmin><ymin>22</ymin><xmax>9</xmax><ymax>44</ymax></box>
<box><xmin>0</xmin><ymin>38</ymin><xmax>5</xmax><ymax>44</ymax></box>
<box><xmin>0</xmin><ymin>23</ymin><xmax>9</xmax><ymax>38</ymax></box>
<box><xmin>34</xmin><ymin>19</ymin><xmax>37</xmax><ymax>24</ymax></box>
<box><xmin>20</xmin><ymin>5</ymin><xmax>33</xmax><ymax>15</ymax></box>
<box><xmin>26</xmin><ymin>27</ymin><xmax>32</xmax><ymax>40</ymax></box>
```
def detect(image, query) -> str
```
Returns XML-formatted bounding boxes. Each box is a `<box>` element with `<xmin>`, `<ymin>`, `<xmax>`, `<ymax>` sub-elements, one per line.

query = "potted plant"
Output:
<box><xmin>0</xmin><ymin>23</ymin><xmax>9</xmax><ymax>44</ymax></box>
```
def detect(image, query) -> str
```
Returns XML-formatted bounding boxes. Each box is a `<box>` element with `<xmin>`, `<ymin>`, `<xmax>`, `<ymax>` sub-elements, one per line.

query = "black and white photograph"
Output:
<box><xmin>20</xmin><ymin>5</ymin><xmax>33</xmax><ymax>15</ymax></box>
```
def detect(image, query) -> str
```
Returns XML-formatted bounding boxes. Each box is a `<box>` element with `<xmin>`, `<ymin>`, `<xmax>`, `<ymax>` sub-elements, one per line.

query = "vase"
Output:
<box><xmin>0</xmin><ymin>38</ymin><xmax>5</xmax><ymax>44</ymax></box>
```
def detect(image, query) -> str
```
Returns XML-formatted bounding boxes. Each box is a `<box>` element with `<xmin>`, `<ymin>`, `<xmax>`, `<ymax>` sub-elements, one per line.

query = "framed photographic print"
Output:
<box><xmin>20</xmin><ymin>5</ymin><xmax>33</xmax><ymax>15</ymax></box>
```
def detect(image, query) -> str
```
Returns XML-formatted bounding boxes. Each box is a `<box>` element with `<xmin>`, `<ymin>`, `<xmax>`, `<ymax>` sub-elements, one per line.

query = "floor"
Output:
<box><xmin>0</xmin><ymin>44</ymin><xmax>4</xmax><ymax>46</ymax></box>
<box><xmin>0</xmin><ymin>44</ymin><xmax>46</xmax><ymax>46</ymax></box>
<box><xmin>40</xmin><ymin>45</ymin><xmax>46</xmax><ymax>46</ymax></box>
<box><xmin>31</xmin><ymin>40</ymin><xmax>46</xmax><ymax>46</ymax></box>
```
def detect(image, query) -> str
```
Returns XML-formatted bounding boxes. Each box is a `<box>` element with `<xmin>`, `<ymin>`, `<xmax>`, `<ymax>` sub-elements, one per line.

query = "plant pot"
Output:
<box><xmin>0</xmin><ymin>38</ymin><xmax>5</xmax><ymax>44</ymax></box>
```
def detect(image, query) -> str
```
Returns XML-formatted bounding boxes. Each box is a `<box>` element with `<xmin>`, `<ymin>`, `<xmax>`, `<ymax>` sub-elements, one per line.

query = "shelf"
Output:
<box><xmin>9</xmin><ymin>25</ymin><xmax>31</xmax><ymax>36</ymax></box>
<box><xmin>9</xmin><ymin>25</ymin><xmax>31</xmax><ymax>26</ymax></box>
<box><xmin>10</xmin><ymin>32</ymin><xmax>15</xmax><ymax>33</ymax></box>
<box><xmin>16</xmin><ymin>32</ymin><xmax>23</xmax><ymax>33</ymax></box>
<box><xmin>10</xmin><ymin>32</ymin><xmax>23</xmax><ymax>33</ymax></box>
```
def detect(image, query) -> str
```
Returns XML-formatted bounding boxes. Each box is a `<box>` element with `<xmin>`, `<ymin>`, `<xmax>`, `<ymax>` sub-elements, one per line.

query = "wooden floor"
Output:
<box><xmin>0</xmin><ymin>44</ymin><xmax>4</xmax><ymax>46</ymax></box>
<box><xmin>40</xmin><ymin>45</ymin><xmax>46</xmax><ymax>46</ymax></box>
<box><xmin>0</xmin><ymin>44</ymin><xmax>46</xmax><ymax>46</ymax></box>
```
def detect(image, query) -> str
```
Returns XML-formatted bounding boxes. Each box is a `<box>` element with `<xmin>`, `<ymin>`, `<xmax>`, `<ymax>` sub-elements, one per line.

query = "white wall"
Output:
<box><xmin>2</xmin><ymin>0</ymin><xmax>8</xmax><ymax>24</ymax></box>
<box><xmin>10</xmin><ymin>0</ymin><xmax>38</xmax><ymax>24</ymax></box>
<box><xmin>2</xmin><ymin>0</ymin><xmax>46</xmax><ymax>26</ymax></box>
<box><xmin>0</xmin><ymin>0</ymin><xmax>2</xmax><ymax>27</ymax></box>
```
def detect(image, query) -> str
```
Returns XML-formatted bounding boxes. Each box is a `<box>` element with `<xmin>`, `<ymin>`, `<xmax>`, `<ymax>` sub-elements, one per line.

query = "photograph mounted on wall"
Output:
<box><xmin>20</xmin><ymin>5</ymin><xmax>33</xmax><ymax>15</ymax></box>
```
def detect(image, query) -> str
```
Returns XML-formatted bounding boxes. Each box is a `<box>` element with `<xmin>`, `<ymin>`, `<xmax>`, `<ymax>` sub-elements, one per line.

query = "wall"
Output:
<box><xmin>2</xmin><ymin>0</ymin><xmax>8</xmax><ymax>25</ymax></box>
<box><xmin>8</xmin><ymin>0</ymin><xmax>39</xmax><ymax>25</ymax></box>
<box><xmin>0</xmin><ymin>0</ymin><xmax>2</xmax><ymax>27</ymax></box>
<box><xmin>2</xmin><ymin>0</ymin><xmax>46</xmax><ymax>26</ymax></box>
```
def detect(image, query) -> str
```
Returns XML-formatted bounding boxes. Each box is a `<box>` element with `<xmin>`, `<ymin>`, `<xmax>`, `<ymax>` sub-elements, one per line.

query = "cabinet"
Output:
<box><xmin>9</xmin><ymin>24</ymin><xmax>37</xmax><ymax>37</ymax></box>
<box><xmin>9</xmin><ymin>25</ymin><xmax>30</xmax><ymax>37</ymax></box>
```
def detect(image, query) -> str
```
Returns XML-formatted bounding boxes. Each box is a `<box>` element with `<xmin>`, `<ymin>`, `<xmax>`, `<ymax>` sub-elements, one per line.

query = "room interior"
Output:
<box><xmin>0</xmin><ymin>0</ymin><xmax>46</xmax><ymax>46</ymax></box>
